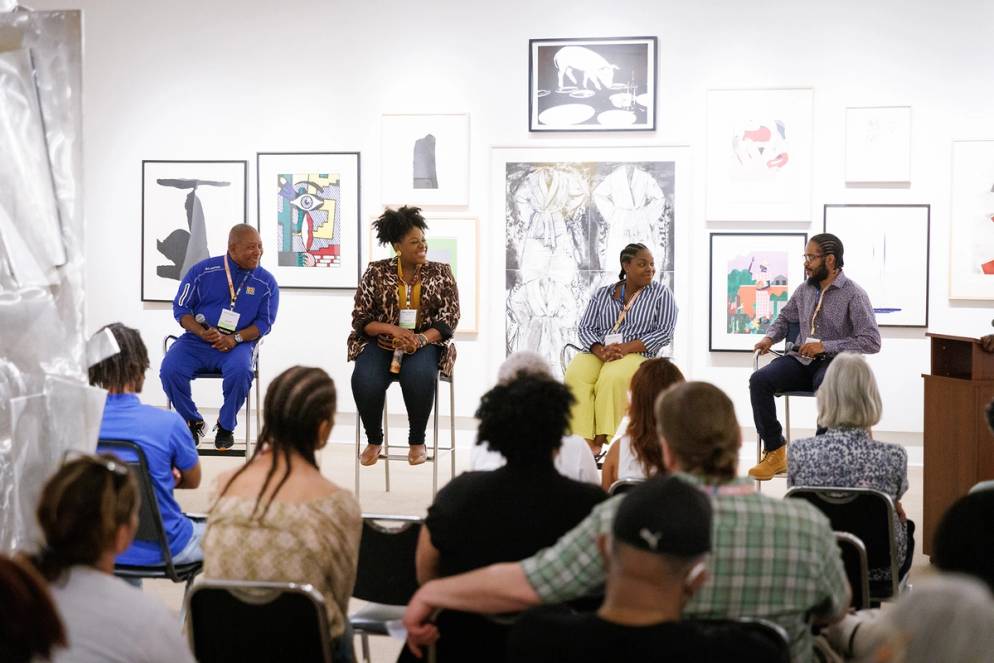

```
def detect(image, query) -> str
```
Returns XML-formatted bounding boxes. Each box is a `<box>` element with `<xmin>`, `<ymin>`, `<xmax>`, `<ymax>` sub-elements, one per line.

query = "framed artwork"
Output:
<box><xmin>845</xmin><ymin>106</ymin><xmax>912</xmax><ymax>185</ymax></box>
<box><xmin>368</xmin><ymin>216</ymin><xmax>479</xmax><ymax>333</ymax></box>
<box><xmin>824</xmin><ymin>204</ymin><xmax>930</xmax><ymax>327</ymax></box>
<box><xmin>950</xmin><ymin>140</ymin><xmax>994</xmax><ymax>300</ymax></box>
<box><xmin>141</xmin><ymin>160</ymin><xmax>248</xmax><ymax>302</ymax></box>
<box><xmin>706</xmin><ymin>88</ymin><xmax>813</xmax><ymax>221</ymax></box>
<box><xmin>709</xmin><ymin>233</ymin><xmax>808</xmax><ymax>352</ymax></box>
<box><xmin>528</xmin><ymin>36</ymin><xmax>657</xmax><ymax>132</ymax></box>
<box><xmin>256</xmin><ymin>152</ymin><xmax>361</xmax><ymax>290</ymax></box>
<box><xmin>492</xmin><ymin>145</ymin><xmax>689</xmax><ymax>376</ymax></box>
<box><xmin>381</xmin><ymin>113</ymin><xmax>470</xmax><ymax>206</ymax></box>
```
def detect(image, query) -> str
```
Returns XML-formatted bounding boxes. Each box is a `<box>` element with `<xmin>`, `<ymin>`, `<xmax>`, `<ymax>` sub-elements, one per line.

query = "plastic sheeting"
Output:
<box><xmin>0</xmin><ymin>8</ymin><xmax>95</xmax><ymax>554</ymax></box>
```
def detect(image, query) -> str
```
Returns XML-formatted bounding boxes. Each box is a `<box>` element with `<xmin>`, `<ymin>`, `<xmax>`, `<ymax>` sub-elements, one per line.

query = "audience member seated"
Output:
<box><xmin>787</xmin><ymin>352</ymin><xmax>914</xmax><ymax>583</ymax></box>
<box><xmin>403</xmin><ymin>382</ymin><xmax>850</xmax><ymax>663</ymax></box>
<box><xmin>600</xmin><ymin>358</ymin><xmax>685</xmax><ymax>490</ymax></box>
<box><xmin>0</xmin><ymin>555</ymin><xmax>65</xmax><ymax>663</ymax></box>
<box><xmin>26</xmin><ymin>454</ymin><xmax>194</xmax><ymax>663</ymax></box>
<box><xmin>409</xmin><ymin>374</ymin><xmax>607</xmax><ymax>663</ymax></box>
<box><xmin>933</xmin><ymin>489</ymin><xmax>994</xmax><ymax>591</ymax></box>
<box><xmin>203</xmin><ymin>366</ymin><xmax>360</xmax><ymax>663</ymax></box>
<box><xmin>90</xmin><ymin>323</ymin><xmax>203</xmax><ymax>572</ymax></box>
<box><xmin>469</xmin><ymin>351</ymin><xmax>599</xmax><ymax>485</ymax></box>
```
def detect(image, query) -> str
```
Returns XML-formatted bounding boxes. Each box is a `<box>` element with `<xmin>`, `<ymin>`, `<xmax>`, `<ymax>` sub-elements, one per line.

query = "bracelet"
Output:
<box><xmin>417</xmin><ymin>333</ymin><xmax>428</xmax><ymax>348</ymax></box>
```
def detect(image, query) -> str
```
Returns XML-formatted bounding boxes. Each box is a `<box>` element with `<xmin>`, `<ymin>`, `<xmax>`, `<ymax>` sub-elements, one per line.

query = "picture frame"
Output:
<box><xmin>141</xmin><ymin>160</ymin><xmax>248</xmax><ymax>302</ymax></box>
<box><xmin>528</xmin><ymin>36</ymin><xmax>657</xmax><ymax>132</ymax></box>
<box><xmin>368</xmin><ymin>215</ymin><xmax>479</xmax><ymax>333</ymax></box>
<box><xmin>381</xmin><ymin>113</ymin><xmax>470</xmax><ymax>206</ymax></box>
<box><xmin>709</xmin><ymin>232</ymin><xmax>808</xmax><ymax>352</ymax></box>
<box><xmin>256</xmin><ymin>152</ymin><xmax>361</xmax><ymax>290</ymax></box>
<box><xmin>705</xmin><ymin>88</ymin><xmax>814</xmax><ymax>221</ymax></box>
<box><xmin>949</xmin><ymin>140</ymin><xmax>994</xmax><ymax>300</ymax></box>
<box><xmin>844</xmin><ymin>106</ymin><xmax>912</xmax><ymax>185</ymax></box>
<box><xmin>824</xmin><ymin>204</ymin><xmax>930</xmax><ymax>327</ymax></box>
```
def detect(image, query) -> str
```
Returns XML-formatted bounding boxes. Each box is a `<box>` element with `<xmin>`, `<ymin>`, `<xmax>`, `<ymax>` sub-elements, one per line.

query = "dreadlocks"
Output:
<box><xmin>87</xmin><ymin>323</ymin><xmax>150</xmax><ymax>393</ymax></box>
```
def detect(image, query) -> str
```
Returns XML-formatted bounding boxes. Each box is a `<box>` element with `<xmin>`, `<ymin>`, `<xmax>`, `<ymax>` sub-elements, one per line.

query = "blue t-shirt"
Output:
<box><xmin>97</xmin><ymin>393</ymin><xmax>199</xmax><ymax>566</ymax></box>
<box><xmin>172</xmin><ymin>253</ymin><xmax>279</xmax><ymax>340</ymax></box>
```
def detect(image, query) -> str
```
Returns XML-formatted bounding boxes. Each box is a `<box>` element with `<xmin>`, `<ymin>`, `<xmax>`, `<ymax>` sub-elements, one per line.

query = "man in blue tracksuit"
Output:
<box><xmin>160</xmin><ymin>224</ymin><xmax>279</xmax><ymax>449</ymax></box>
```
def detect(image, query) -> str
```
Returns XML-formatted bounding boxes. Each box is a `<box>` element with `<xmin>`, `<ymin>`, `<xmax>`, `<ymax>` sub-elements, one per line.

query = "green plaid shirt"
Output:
<box><xmin>521</xmin><ymin>474</ymin><xmax>848</xmax><ymax>663</ymax></box>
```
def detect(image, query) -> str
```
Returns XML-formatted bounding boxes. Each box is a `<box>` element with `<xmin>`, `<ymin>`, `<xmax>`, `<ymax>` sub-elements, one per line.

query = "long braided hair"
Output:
<box><xmin>618</xmin><ymin>243</ymin><xmax>648</xmax><ymax>280</ymax></box>
<box><xmin>809</xmin><ymin>233</ymin><xmax>845</xmax><ymax>269</ymax></box>
<box><xmin>215</xmin><ymin>366</ymin><xmax>337</xmax><ymax>520</ymax></box>
<box><xmin>87</xmin><ymin>323</ymin><xmax>149</xmax><ymax>392</ymax></box>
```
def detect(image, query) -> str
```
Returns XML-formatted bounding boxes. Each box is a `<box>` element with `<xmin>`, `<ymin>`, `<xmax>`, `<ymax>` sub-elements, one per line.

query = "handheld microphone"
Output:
<box><xmin>194</xmin><ymin>313</ymin><xmax>208</xmax><ymax>328</ymax></box>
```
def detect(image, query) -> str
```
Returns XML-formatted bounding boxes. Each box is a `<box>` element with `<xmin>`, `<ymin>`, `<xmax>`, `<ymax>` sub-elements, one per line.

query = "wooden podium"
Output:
<box><xmin>922</xmin><ymin>333</ymin><xmax>994</xmax><ymax>554</ymax></box>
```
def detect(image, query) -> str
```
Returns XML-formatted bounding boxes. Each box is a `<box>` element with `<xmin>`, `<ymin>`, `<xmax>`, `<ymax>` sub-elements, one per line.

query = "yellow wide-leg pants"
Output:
<box><xmin>564</xmin><ymin>352</ymin><xmax>646</xmax><ymax>440</ymax></box>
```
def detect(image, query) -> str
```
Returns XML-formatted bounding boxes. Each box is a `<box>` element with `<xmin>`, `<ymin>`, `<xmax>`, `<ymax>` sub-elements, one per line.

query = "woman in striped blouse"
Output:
<box><xmin>564</xmin><ymin>243</ymin><xmax>678</xmax><ymax>457</ymax></box>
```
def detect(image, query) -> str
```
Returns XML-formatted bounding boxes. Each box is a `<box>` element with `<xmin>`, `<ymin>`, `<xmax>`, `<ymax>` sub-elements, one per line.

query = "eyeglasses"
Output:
<box><xmin>802</xmin><ymin>253</ymin><xmax>824</xmax><ymax>263</ymax></box>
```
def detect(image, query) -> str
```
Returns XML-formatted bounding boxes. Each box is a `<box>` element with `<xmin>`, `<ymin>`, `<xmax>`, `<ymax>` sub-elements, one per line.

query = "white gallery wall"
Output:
<box><xmin>32</xmin><ymin>0</ymin><xmax>994</xmax><ymax>435</ymax></box>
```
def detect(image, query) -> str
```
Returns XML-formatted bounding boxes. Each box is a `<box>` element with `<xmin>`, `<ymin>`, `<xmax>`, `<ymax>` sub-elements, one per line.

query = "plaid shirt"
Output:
<box><xmin>521</xmin><ymin>474</ymin><xmax>849</xmax><ymax>663</ymax></box>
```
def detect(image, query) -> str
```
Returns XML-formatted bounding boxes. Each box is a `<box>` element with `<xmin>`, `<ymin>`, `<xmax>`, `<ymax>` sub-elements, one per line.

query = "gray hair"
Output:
<box><xmin>816</xmin><ymin>353</ymin><xmax>882</xmax><ymax>429</ymax></box>
<box><xmin>867</xmin><ymin>574</ymin><xmax>994</xmax><ymax>663</ymax></box>
<box><xmin>497</xmin><ymin>351</ymin><xmax>553</xmax><ymax>385</ymax></box>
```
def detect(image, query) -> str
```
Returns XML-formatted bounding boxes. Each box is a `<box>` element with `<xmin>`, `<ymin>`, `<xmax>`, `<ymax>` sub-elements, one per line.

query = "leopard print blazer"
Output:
<box><xmin>347</xmin><ymin>257</ymin><xmax>459</xmax><ymax>377</ymax></box>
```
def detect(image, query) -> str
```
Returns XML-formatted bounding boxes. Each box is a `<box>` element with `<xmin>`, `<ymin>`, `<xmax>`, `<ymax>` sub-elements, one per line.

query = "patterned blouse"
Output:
<box><xmin>348</xmin><ymin>257</ymin><xmax>460</xmax><ymax>377</ymax></box>
<box><xmin>787</xmin><ymin>427</ymin><xmax>909</xmax><ymax>581</ymax></box>
<box><xmin>202</xmin><ymin>491</ymin><xmax>362</xmax><ymax>639</ymax></box>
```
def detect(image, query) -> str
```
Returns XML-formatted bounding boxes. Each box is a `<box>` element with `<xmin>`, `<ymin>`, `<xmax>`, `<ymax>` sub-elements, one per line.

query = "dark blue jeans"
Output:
<box><xmin>749</xmin><ymin>354</ymin><xmax>833</xmax><ymax>452</ymax></box>
<box><xmin>351</xmin><ymin>342</ymin><xmax>441</xmax><ymax>446</ymax></box>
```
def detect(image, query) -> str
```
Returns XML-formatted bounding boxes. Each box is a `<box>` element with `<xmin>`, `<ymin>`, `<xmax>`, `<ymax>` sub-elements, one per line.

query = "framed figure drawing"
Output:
<box><xmin>706</xmin><ymin>88</ymin><xmax>813</xmax><ymax>221</ymax></box>
<box><xmin>529</xmin><ymin>37</ymin><xmax>657</xmax><ymax>132</ymax></box>
<box><xmin>950</xmin><ymin>140</ymin><xmax>994</xmax><ymax>300</ymax></box>
<box><xmin>368</xmin><ymin>215</ymin><xmax>479</xmax><ymax>333</ymax></box>
<box><xmin>844</xmin><ymin>106</ymin><xmax>912</xmax><ymax>185</ymax></box>
<box><xmin>709</xmin><ymin>233</ymin><xmax>808</xmax><ymax>352</ymax></box>
<box><xmin>141</xmin><ymin>160</ymin><xmax>248</xmax><ymax>302</ymax></box>
<box><xmin>824</xmin><ymin>204</ymin><xmax>930</xmax><ymax>327</ymax></box>
<box><xmin>256</xmin><ymin>152</ymin><xmax>361</xmax><ymax>290</ymax></box>
<box><xmin>381</xmin><ymin>114</ymin><xmax>470</xmax><ymax>206</ymax></box>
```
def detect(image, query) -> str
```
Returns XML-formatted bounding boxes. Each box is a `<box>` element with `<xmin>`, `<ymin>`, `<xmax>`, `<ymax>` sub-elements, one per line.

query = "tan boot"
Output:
<box><xmin>408</xmin><ymin>444</ymin><xmax>427</xmax><ymax>466</ymax></box>
<box><xmin>748</xmin><ymin>446</ymin><xmax>787</xmax><ymax>481</ymax></box>
<box><xmin>360</xmin><ymin>444</ymin><xmax>381</xmax><ymax>466</ymax></box>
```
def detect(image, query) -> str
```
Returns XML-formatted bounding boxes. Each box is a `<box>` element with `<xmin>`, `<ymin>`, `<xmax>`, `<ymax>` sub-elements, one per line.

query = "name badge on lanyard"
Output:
<box><xmin>221</xmin><ymin>254</ymin><xmax>251</xmax><ymax>334</ymax></box>
<box><xmin>604</xmin><ymin>333</ymin><xmax>623</xmax><ymax>346</ymax></box>
<box><xmin>217</xmin><ymin>308</ymin><xmax>241</xmax><ymax>334</ymax></box>
<box><xmin>399</xmin><ymin>308</ymin><xmax>417</xmax><ymax>330</ymax></box>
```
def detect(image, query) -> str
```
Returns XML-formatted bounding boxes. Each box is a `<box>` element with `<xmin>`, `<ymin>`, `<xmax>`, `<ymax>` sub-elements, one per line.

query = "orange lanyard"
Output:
<box><xmin>397</xmin><ymin>260</ymin><xmax>422</xmax><ymax>310</ymax></box>
<box><xmin>810</xmin><ymin>287</ymin><xmax>827</xmax><ymax>336</ymax></box>
<box><xmin>223</xmin><ymin>255</ymin><xmax>251</xmax><ymax>309</ymax></box>
<box><xmin>612</xmin><ymin>285</ymin><xmax>645</xmax><ymax>333</ymax></box>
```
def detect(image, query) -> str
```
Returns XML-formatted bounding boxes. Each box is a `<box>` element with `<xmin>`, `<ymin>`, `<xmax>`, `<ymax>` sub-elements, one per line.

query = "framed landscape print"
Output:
<box><xmin>706</xmin><ymin>88</ymin><xmax>813</xmax><ymax>221</ymax></box>
<box><xmin>529</xmin><ymin>36</ymin><xmax>657</xmax><ymax>132</ymax></box>
<box><xmin>141</xmin><ymin>160</ymin><xmax>248</xmax><ymax>302</ymax></box>
<box><xmin>950</xmin><ymin>140</ymin><xmax>994</xmax><ymax>300</ymax></box>
<box><xmin>844</xmin><ymin>106</ymin><xmax>912</xmax><ymax>185</ymax></box>
<box><xmin>381</xmin><ymin>113</ymin><xmax>470</xmax><ymax>206</ymax></box>
<box><xmin>709</xmin><ymin>233</ymin><xmax>808</xmax><ymax>352</ymax></box>
<box><xmin>256</xmin><ymin>152</ymin><xmax>361</xmax><ymax>290</ymax></box>
<box><xmin>824</xmin><ymin>204</ymin><xmax>930</xmax><ymax>327</ymax></box>
<box><xmin>368</xmin><ymin>215</ymin><xmax>479</xmax><ymax>333</ymax></box>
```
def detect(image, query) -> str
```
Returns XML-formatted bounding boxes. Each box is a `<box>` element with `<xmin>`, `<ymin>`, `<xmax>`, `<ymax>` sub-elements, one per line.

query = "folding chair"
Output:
<box><xmin>98</xmin><ymin>440</ymin><xmax>202</xmax><ymax>606</ymax></box>
<box><xmin>186</xmin><ymin>579</ymin><xmax>336</xmax><ymax>663</ymax></box>
<box><xmin>786</xmin><ymin>486</ymin><xmax>909</xmax><ymax>604</ymax></box>
<box><xmin>349</xmin><ymin>515</ymin><xmax>423</xmax><ymax>663</ymax></box>
<box><xmin>163</xmin><ymin>334</ymin><xmax>262</xmax><ymax>458</ymax></box>
<box><xmin>969</xmin><ymin>479</ymin><xmax>994</xmax><ymax>494</ymax></box>
<box><xmin>354</xmin><ymin>371</ymin><xmax>456</xmax><ymax>498</ymax></box>
<box><xmin>835</xmin><ymin>531</ymin><xmax>871</xmax><ymax>610</ymax></box>
<box><xmin>690</xmin><ymin>617</ymin><xmax>791</xmax><ymax>663</ymax></box>
<box><xmin>607</xmin><ymin>477</ymin><xmax>644</xmax><ymax>496</ymax></box>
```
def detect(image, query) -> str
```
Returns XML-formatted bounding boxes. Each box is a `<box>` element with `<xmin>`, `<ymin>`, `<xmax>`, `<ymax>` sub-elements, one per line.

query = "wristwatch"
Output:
<box><xmin>234</xmin><ymin>333</ymin><xmax>244</xmax><ymax>344</ymax></box>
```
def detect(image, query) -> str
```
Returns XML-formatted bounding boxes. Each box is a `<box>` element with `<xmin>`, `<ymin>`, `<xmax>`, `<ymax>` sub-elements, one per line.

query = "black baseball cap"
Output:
<box><xmin>613</xmin><ymin>475</ymin><xmax>712</xmax><ymax>556</ymax></box>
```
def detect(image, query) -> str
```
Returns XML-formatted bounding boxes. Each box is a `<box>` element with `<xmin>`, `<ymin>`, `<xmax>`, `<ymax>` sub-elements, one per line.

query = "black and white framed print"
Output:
<box><xmin>529</xmin><ymin>37</ymin><xmax>657</xmax><ymax>132</ymax></box>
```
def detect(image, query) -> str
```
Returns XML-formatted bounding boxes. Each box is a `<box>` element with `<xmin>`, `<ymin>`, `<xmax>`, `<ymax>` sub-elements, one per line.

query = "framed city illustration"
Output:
<box><xmin>709</xmin><ymin>232</ymin><xmax>808</xmax><ymax>352</ymax></box>
<box><xmin>256</xmin><ymin>152</ymin><xmax>361</xmax><ymax>289</ymax></box>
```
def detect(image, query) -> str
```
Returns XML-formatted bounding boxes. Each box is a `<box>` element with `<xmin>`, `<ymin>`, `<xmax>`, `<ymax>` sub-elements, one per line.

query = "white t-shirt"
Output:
<box><xmin>469</xmin><ymin>435</ymin><xmax>600</xmax><ymax>485</ymax></box>
<box><xmin>616</xmin><ymin>434</ymin><xmax>649</xmax><ymax>481</ymax></box>
<box><xmin>48</xmin><ymin>565</ymin><xmax>195</xmax><ymax>663</ymax></box>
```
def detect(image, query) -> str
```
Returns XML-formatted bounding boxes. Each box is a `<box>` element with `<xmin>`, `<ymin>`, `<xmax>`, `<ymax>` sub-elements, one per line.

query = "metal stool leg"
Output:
<box><xmin>449</xmin><ymin>375</ymin><xmax>456</xmax><ymax>480</ymax></box>
<box><xmin>784</xmin><ymin>395</ymin><xmax>792</xmax><ymax>444</ymax></box>
<box><xmin>432</xmin><ymin>375</ymin><xmax>439</xmax><ymax>497</ymax></box>
<box><xmin>354</xmin><ymin>413</ymin><xmax>361</xmax><ymax>497</ymax></box>
<box><xmin>383</xmin><ymin>398</ymin><xmax>391</xmax><ymax>493</ymax></box>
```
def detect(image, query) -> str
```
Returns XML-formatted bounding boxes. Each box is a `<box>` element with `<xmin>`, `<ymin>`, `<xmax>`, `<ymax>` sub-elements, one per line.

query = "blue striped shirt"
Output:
<box><xmin>577</xmin><ymin>280</ymin><xmax>678</xmax><ymax>357</ymax></box>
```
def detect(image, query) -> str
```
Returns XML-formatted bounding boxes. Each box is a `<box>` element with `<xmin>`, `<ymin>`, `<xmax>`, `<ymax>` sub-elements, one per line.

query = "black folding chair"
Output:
<box><xmin>607</xmin><ymin>477</ymin><xmax>644</xmax><ymax>496</ymax></box>
<box><xmin>186</xmin><ymin>579</ymin><xmax>336</xmax><ymax>663</ymax></box>
<box><xmin>835</xmin><ymin>531</ymin><xmax>871</xmax><ymax>610</ymax></box>
<box><xmin>349</xmin><ymin>515</ymin><xmax>422</xmax><ymax>663</ymax></box>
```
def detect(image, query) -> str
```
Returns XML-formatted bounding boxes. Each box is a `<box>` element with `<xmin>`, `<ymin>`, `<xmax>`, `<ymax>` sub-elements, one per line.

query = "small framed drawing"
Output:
<box><xmin>824</xmin><ymin>204</ymin><xmax>930</xmax><ymax>327</ymax></box>
<box><xmin>381</xmin><ymin>113</ymin><xmax>470</xmax><ymax>206</ymax></box>
<box><xmin>141</xmin><ymin>160</ymin><xmax>248</xmax><ymax>302</ymax></box>
<box><xmin>844</xmin><ymin>106</ymin><xmax>911</xmax><ymax>185</ymax></box>
<box><xmin>368</xmin><ymin>215</ymin><xmax>479</xmax><ymax>333</ymax></box>
<box><xmin>528</xmin><ymin>36</ymin><xmax>657</xmax><ymax>132</ymax></box>
<box><xmin>950</xmin><ymin>140</ymin><xmax>994</xmax><ymax>300</ymax></box>
<box><xmin>256</xmin><ymin>152</ymin><xmax>361</xmax><ymax>290</ymax></box>
<box><xmin>705</xmin><ymin>88</ymin><xmax>813</xmax><ymax>221</ymax></box>
<box><xmin>709</xmin><ymin>232</ymin><xmax>808</xmax><ymax>352</ymax></box>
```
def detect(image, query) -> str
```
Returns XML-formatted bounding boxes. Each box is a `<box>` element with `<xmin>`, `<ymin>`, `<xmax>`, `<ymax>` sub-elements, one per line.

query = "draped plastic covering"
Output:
<box><xmin>0</xmin><ymin>7</ymin><xmax>102</xmax><ymax>554</ymax></box>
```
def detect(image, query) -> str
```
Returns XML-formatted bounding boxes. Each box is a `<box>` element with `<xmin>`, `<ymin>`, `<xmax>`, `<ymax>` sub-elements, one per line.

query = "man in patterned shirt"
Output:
<box><xmin>750</xmin><ymin>234</ymin><xmax>881</xmax><ymax>480</ymax></box>
<box><xmin>403</xmin><ymin>382</ymin><xmax>850</xmax><ymax>663</ymax></box>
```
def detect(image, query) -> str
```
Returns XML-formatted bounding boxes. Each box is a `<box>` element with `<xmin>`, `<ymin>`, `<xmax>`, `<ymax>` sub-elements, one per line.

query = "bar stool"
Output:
<box><xmin>163</xmin><ymin>335</ymin><xmax>262</xmax><ymax>459</ymax></box>
<box><xmin>354</xmin><ymin>371</ymin><xmax>456</xmax><ymax>498</ymax></box>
